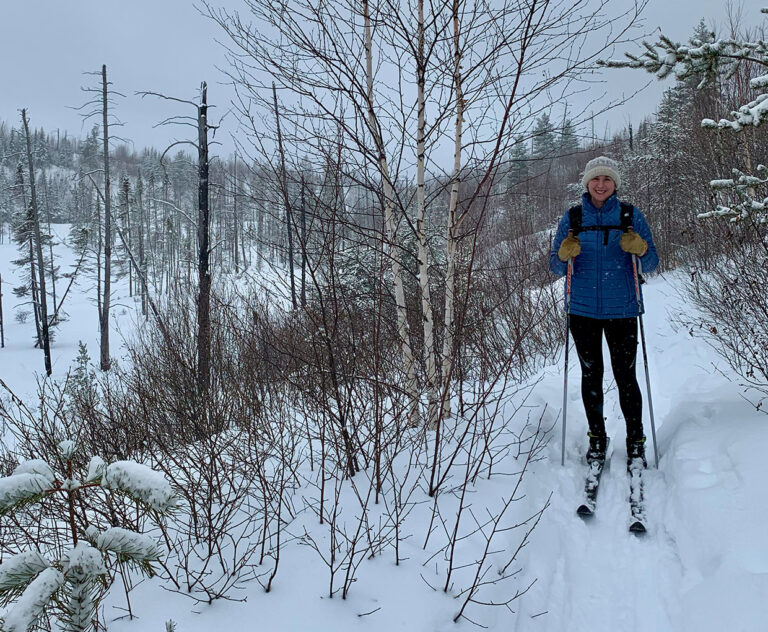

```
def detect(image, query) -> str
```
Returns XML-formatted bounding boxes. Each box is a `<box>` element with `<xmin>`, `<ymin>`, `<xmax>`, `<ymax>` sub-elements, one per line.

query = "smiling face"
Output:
<box><xmin>587</xmin><ymin>175</ymin><xmax>616</xmax><ymax>208</ymax></box>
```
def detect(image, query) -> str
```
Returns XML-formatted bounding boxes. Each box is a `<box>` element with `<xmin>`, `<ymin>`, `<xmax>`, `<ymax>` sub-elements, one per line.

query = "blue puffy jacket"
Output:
<box><xmin>549</xmin><ymin>193</ymin><xmax>658</xmax><ymax>319</ymax></box>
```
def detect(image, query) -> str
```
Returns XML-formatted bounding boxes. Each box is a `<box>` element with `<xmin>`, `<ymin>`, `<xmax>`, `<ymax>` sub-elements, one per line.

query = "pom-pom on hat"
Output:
<box><xmin>581</xmin><ymin>156</ymin><xmax>621</xmax><ymax>191</ymax></box>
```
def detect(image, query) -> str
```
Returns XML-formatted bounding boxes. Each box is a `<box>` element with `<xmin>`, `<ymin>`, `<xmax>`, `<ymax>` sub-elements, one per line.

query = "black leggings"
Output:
<box><xmin>569</xmin><ymin>314</ymin><xmax>644</xmax><ymax>441</ymax></box>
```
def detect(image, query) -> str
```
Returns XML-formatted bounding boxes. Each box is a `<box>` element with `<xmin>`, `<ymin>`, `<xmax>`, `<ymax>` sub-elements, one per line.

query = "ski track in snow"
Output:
<box><xmin>519</xmin><ymin>462</ymin><xmax>684</xmax><ymax>632</ymax></box>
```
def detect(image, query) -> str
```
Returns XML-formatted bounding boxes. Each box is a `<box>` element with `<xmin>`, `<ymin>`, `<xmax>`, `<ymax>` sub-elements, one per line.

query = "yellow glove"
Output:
<box><xmin>620</xmin><ymin>229</ymin><xmax>648</xmax><ymax>256</ymax></box>
<box><xmin>558</xmin><ymin>231</ymin><xmax>581</xmax><ymax>261</ymax></box>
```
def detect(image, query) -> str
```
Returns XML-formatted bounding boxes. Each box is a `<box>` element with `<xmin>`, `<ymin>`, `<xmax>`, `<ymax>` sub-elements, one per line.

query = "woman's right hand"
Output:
<box><xmin>558</xmin><ymin>230</ymin><xmax>581</xmax><ymax>261</ymax></box>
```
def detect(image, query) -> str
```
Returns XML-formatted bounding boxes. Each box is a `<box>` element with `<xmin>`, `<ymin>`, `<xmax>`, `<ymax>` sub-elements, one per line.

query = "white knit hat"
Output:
<box><xmin>581</xmin><ymin>156</ymin><xmax>621</xmax><ymax>190</ymax></box>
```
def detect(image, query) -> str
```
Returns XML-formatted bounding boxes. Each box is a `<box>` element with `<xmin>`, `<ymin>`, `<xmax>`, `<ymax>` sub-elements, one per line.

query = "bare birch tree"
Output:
<box><xmin>414</xmin><ymin>0</ymin><xmax>439</xmax><ymax>429</ymax></box>
<box><xmin>362</xmin><ymin>0</ymin><xmax>421</xmax><ymax>427</ymax></box>
<box><xmin>206</xmin><ymin>0</ymin><xmax>645</xmax><ymax>439</ymax></box>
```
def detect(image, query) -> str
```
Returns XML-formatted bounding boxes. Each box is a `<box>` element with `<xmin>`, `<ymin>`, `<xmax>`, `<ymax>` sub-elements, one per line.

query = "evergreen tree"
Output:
<box><xmin>79</xmin><ymin>125</ymin><xmax>100</xmax><ymax>172</ymax></box>
<box><xmin>506</xmin><ymin>136</ymin><xmax>530</xmax><ymax>191</ymax></box>
<box><xmin>531</xmin><ymin>113</ymin><xmax>557</xmax><ymax>163</ymax></box>
<box><xmin>10</xmin><ymin>162</ymin><xmax>43</xmax><ymax>346</ymax></box>
<box><xmin>558</xmin><ymin>119</ymin><xmax>579</xmax><ymax>156</ymax></box>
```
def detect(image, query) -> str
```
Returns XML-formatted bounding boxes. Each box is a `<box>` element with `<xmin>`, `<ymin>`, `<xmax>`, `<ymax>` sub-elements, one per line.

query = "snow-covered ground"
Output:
<box><xmin>1</xmin><ymin>227</ymin><xmax>767</xmax><ymax>631</ymax></box>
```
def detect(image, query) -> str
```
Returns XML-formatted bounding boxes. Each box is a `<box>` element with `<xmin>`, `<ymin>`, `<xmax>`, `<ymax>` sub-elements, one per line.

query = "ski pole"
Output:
<box><xmin>561</xmin><ymin>250</ymin><xmax>574</xmax><ymax>467</ymax></box>
<box><xmin>631</xmin><ymin>254</ymin><xmax>659</xmax><ymax>468</ymax></box>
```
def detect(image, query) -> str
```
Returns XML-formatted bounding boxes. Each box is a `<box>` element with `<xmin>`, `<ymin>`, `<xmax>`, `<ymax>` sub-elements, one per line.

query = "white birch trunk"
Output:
<box><xmin>363</xmin><ymin>0</ymin><xmax>419</xmax><ymax>427</ymax></box>
<box><xmin>440</xmin><ymin>0</ymin><xmax>464</xmax><ymax>422</ymax></box>
<box><xmin>415</xmin><ymin>0</ymin><xmax>438</xmax><ymax>429</ymax></box>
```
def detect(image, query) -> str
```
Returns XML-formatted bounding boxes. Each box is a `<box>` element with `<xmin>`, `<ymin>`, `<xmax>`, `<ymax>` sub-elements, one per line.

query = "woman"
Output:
<box><xmin>549</xmin><ymin>156</ymin><xmax>658</xmax><ymax>469</ymax></box>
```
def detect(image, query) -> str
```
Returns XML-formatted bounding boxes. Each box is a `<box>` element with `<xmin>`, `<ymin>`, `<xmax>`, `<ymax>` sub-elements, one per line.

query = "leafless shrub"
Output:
<box><xmin>676</xmin><ymin>219</ymin><xmax>768</xmax><ymax>407</ymax></box>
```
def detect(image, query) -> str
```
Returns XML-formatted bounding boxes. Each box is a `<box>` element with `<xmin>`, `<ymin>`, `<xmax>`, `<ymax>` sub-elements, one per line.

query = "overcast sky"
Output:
<box><xmin>1</xmin><ymin>0</ymin><xmax>765</xmax><ymax>158</ymax></box>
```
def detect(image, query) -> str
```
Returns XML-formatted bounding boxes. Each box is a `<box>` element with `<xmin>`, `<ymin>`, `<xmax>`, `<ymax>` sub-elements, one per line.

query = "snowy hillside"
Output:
<box><xmin>1</xmin><ymin>229</ymin><xmax>767</xmax><ymax>632</ymax></box>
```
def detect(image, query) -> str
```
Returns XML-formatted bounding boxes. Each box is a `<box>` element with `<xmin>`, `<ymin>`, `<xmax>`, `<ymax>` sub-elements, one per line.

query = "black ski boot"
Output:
<box><xmin>577</xmin><ymin>433</ymin><xmax>610</xmax><ymax>517</ymax></box>
<box><xmin>626</xmin><ymin>436</ymin><xmax>647</xmax><ymax>472</ymax></box>
<box><xmin>586</xmin><ymin>433</ymin><xmax>608</xmax><ymax>465</ymax></box>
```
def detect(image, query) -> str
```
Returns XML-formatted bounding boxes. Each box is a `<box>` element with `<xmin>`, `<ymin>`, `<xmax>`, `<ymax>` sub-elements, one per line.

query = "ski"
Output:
<box><xmin>627</xmin><ymin>459</ymin><xmax>647</xmax><ymax>534</ymax></box>
<box><xmin>576</xmin><ymin>437</ymin><xmax>610</xmax><ymax>518</ymax></box>
<box><xmin>576</xmin><ymin>458</ymin><xmax>606</xmax><ymax>518</ymax></box>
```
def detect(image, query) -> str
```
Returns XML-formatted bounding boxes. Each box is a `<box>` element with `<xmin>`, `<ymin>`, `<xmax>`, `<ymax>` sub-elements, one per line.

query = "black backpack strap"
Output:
<box><xmin>568</xmin><ymin>204</ymin><xmax>582</xmax><ymax>235</ymax></box>
<box><xmin>619</xmin><ymin>202</ymin><xmax>634</xmax><ymax>232</ymax></box>
<box><xmin>569</xmin><ymin>201</ymin><xmax>634</xmax><ymax>243</ymax></box>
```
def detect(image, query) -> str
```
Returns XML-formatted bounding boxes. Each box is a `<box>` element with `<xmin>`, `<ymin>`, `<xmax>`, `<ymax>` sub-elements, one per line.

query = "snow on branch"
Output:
<box><xmin>701</xmin><ymin>93</ymin><xmax>768</xmax><ymax>131</ymax></box>
<box><xmin>85</xmin><ymin>456</ymin><xmax>106</xmax><ymax>484</ymax></box>
<box><xmin>598</xmin><ymin>24</ymin><xmax>768</xmax><ymax>130</ymax></box>
<box><xmin>57</xmin><ymin>440</ymin><xmax>76</xmax><ymax>461</ymax></box>
<box><xmin>95</xmin><ymin>527</ymin><xmax>160</xmax><ymax>560</ymax></box>
<box><xmin>61</xmin><ymin>543</ymin><xmax>107</xmax><ymax>579</ymax></box>
<box><xmin>11</xmin><ymin>460</ymin><xmax>54</xmax><ymax>482</ymax></box>
<box><xmin>0</xmin><ymin>474</ymin><xmax>52</xmax><ymax>517</ymax></box>
<box><xmin>0</xmin><ymin>567</ymin><xmax>64</xmax><ymax>632</ymax></box>
<box><xmin>0</xmin><ymin>551</ymin><xmax>49</xmax><ymax>595</ymax></box>
<box><xmin>698</xmin><ymin>165</ymin><xmax>768</xmax><ymax>223</ymax></box>
<box><xmin>92</xmin><ymin>527</ymin><xmax>162</xmax><ymax>575</ymax></box>
<box><xmin>101</xmin><ymin>461</ymin><xmax>177</xmax><ymax>513</ymax></box>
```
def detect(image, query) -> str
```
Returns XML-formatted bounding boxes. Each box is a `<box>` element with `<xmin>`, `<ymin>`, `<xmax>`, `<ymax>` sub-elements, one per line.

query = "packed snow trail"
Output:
<box><xmin>514</xmin><ymin>274</ymin><xmax>768</xmax><ymax>632</ymax></box>
<box><xmin>517</xmin><ymin>451</ymin><xmax>682</xmax><ymax>630</ymax></box>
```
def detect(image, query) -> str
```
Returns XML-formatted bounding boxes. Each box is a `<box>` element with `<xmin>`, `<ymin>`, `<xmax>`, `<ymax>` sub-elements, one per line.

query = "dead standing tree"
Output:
<box><xmin>140</xmin><ymin>83</ymin><xmax>217</xmax><ymax>419</ymax></box>
<box><xmin>197</xmin><ymin>83</ymin><xmax>213</xmax><ymax>402</ymax></box>
<box><xmin>99</xmin><ymin>65</ymin><xmax>113</xmax><ymax>371</ymax></box>
<box><xmin>20</xmin><ymin>108</ymin><xmax>52</xmax><ymax>375</ymax></box>
<box><xmin>75</xmin><ymin>64</ymin><xmax>123</xmax><ymax>371</ymax></box>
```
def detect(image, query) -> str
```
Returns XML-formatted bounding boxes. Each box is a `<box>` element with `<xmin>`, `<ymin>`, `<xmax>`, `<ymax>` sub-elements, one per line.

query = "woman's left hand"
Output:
<box><xmin>620</xmin><ymin>229</ymin><xmax>648</xmax><ymax>256</ymax></box>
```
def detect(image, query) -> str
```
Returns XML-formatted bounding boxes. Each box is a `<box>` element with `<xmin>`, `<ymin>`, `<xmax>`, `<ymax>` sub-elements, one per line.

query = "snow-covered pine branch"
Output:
<box><xmin>101</xmin><ymin>461</ymin><xmax>177</xmax><ymax>514</ymax></box>
<box><xmin>94</xmin><ymin>527</ymin><xmax>161</xmax><ymax>560</ymax></box>
<box><xmin>600</xmin><ymin>7</ymin><xmax>768</xmax><ymax>223</ymax></box>
<box><xmin>61</xmin><ymin>543</ymin><xmax>107</xmax><ymax>579</ymax></box>
<box><xmin>58</xmin><ymin>440</ymin><xmax>77</xmax><ymax>461</ymax></box>
<box><xmin>701</xmin><ymin>93</ymin><xmax>768</xmax><ymax>131</ymax></box>
<box><xmin>698</xmin><ymin>165</ymin><xmax>768</xmax><ymax>222</ymax></box>
<box><xmin>0</xmin><ymin>567</ymin><xmax>65</xmax><ymax>632</ymax></box>
<box><xmin>12</xmin><ymin>460</ymin><xmax>55</xmax><ymax>481</ymax></box>
<box><xmin>92</xmin><ymin>527</ymin><xmax>161</xmax><ymax>575</ymax></box>
<box><xmin>598</xmin><ymin>15</ymin><xmax>768</xmax><ymax>127</ymax></box>
<box><xmin>0</xmin><ymin>466</ymin><xmax>54</xmax><ymax>517</ymax></box>
<box><xmin>0</xmin><ymin>552</ymin><xmax>49</xmax><ymax>600</ymax></box>
<box><xmin>84</xmin><ymin>456</ymin><xmax>106</xmax><ymax>484</ymax></box>
<box><xmin>0</xmin><ymin>442</ymin><xmax>176</xmax><ymax>629</ymax></box>
<box><xmin>60</xmin><ymin>543</ymin><xmax>107</xmax><ymax>632</ymax></box>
